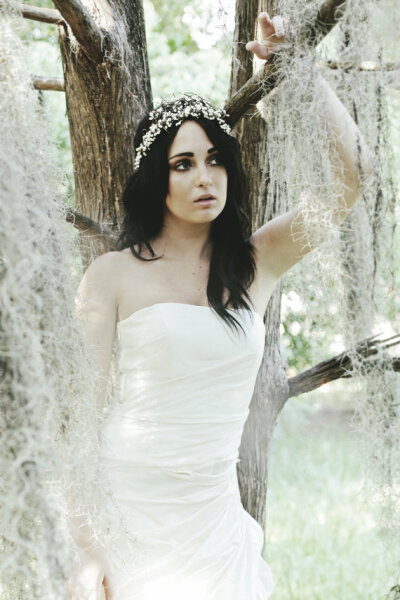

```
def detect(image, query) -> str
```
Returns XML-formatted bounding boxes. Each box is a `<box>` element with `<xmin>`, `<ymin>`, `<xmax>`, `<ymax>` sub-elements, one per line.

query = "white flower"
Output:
<box><xmin>134</xmin><ymin>96</ymin><xmax>231</xmax><ymax>170</ymax></box>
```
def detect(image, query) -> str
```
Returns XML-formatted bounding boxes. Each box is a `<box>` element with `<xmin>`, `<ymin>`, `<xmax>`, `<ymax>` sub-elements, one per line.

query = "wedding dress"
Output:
<box><xmin>98</xmin><ymin>302</ymin><xmax>274</xmax><ymax>599</ymax></box>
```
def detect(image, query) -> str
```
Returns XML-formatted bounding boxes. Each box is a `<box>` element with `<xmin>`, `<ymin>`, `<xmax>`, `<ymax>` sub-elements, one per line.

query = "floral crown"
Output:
<box><xmin>134</xmin><ymin>93</ymin><xmax>231</xmax><ymax>170</ymax></box>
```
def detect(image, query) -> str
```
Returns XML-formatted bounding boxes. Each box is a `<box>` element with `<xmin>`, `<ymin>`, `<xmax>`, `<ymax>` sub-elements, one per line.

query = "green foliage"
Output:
<box><xmin>18</xmin><ymin>0</ymin><xmax>57</xmax><ymax>43</ymax></box>
<box><xmin>280</xmin><ymin>268</ymin><xmax>348</xmax><ymax>374</ymax></box>
<box><xmin>267</xmin><ymin>397</ymin><xmax>400</xmax><ymax>599</ymax></box>
<box><xmin>144</xmin><ymin>0</ymin><xmax>234</xmax><ymax>105</ymax></box>
<box><xmin>150</xmin><ymin>0</ymin><xmax>200</xmax><ymax>54</ymax></box>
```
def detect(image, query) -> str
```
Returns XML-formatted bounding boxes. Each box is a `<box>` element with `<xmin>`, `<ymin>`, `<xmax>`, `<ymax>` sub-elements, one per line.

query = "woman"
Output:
<box><xmin>70</xmin><ymin>12</ymin><xmax>374</xmax><ymax>600</ymax></box>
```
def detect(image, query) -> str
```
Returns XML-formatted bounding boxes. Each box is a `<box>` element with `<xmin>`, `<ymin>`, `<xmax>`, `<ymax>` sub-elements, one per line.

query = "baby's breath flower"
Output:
<box><xmin>134</xmin><ymin>93</ymin><xmax>231</xmax><ymax>170</ymax></box>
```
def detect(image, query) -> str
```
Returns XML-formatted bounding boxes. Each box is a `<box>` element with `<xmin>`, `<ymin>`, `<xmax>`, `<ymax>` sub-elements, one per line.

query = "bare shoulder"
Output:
<box><xmin>84</xmin><ymin>249</ymin><xmax>131</xmax><ymax>281</ymax></box>
<box><xmin>77</xmin><ymin>251</ymin><xmax>124</xmax><ymax>315</ymax></box>
<box><xmin>87</xmin><ymin>249</ymin><xmax>125</xmax><ymax>270</ymax></box>
<box><xmin>82</xmin><ymin>247</ymin><xmax>142</xmax><ymax>296</ymax></box>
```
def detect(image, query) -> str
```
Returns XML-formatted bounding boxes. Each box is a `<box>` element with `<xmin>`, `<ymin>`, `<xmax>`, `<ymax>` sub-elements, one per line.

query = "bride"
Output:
<box><xmin>69</xmin><ymin>12</ymin><xmax>374</xmax><ymax>600</ymax></box>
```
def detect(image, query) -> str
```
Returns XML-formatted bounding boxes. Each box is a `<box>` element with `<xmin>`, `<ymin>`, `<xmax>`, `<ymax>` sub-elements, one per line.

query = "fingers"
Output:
<box><xmin>245</xmin><ymin>38</ymin><xmax>283</xmax><ymax>61</ymax></box>
<box><xmin>271</xmin><ymin>15</ymin><xmax>286</xmax><ymax>38</ymax></box>
<box><xmin>245</xmin><ymin>11</ymin><xmax>288</xmax><ymax>60</ymax></box>
<box><xmin>103</xmin><ymin>574</ymin><xmax>113</xmax><ymax>600</ymax></box>
<box><xmin>245</xmin><ymin>40</ymin><xmax>271</xmax><ymax>61</ymax></box>
<box><xmin>259</xmin><ymin>12</ymin><xmax>286</xmax><ymax>39</ymax></box>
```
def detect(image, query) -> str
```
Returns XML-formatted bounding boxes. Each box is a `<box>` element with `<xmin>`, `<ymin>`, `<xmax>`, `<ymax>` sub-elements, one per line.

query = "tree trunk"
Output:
<box><xmin>231</xmin><ymin>0</ymin><xmax>289</xmax><ymax>533</ymax></box>
<box><xmin>57</xmin><ymin>0</ymin><xmax>152</xmax><ymax>264</ymax></box>
<box><xmin>57</xmin><ymin>0</ymin><xmax>289</xmax><ymax>531</ymax></box>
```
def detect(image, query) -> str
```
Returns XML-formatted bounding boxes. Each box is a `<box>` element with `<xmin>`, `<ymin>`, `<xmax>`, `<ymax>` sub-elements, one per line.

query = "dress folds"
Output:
<box><xmin>98</xmin><ymin>302</ymin><xmax>274</xmax><ymax>599</ymax></box>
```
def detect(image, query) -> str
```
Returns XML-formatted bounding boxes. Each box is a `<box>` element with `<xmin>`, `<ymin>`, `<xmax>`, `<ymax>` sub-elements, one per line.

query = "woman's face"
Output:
<box><xmin>165</xmin><ymin>120</ymin><xmax>228</xmax><ymax>224</ymax></box>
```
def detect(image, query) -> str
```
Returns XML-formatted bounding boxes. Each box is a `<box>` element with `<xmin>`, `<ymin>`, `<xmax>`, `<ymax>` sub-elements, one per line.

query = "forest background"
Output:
<box><xmin>17</xmin><ymin>0</ymin><xmax>400</xmax><ymax>598</ymax></box>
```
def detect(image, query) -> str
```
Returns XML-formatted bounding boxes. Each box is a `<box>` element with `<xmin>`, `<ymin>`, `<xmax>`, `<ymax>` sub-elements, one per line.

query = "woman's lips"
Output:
<box><xmin>194</xmin><ymin>198</ymin><xmax>216</xmax><ymax>206</ymax></box>
<box><xmin>195</xmin><ymin>194</ymin><xmax>216</xmax><ymax>201</ymax></box>
<box><xmin>194</xmin><ymin>194</ymin><xmax>216</xmax><ymax>206</ymax></box>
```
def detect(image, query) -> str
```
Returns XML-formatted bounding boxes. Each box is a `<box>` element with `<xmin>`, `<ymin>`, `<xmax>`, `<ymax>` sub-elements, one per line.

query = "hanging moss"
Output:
<box><xmin>0</xmin><ymin>3</ymin><xmax>139</xmax><ymax>599</ymax></box>
<box><xmin>0</xmin><ymin>0</ymin><xmax>399</xmax><ymax>597</ymax></box>
<box><xmin>256</xmin><ymin>0</ymin><xmax>400</xmax><ymax>563</ymax></box>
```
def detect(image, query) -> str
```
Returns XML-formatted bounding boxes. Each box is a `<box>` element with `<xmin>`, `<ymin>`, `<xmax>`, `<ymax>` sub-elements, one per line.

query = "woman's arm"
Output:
<box><xmin>246</xmin><ymin>12</ymin><xmax>376</xmax><ymax>280</ymax></box>
<box><xmin>68</xmin><ymin>251</ymin><xmax>119</xmax><ymax>598</ymax></box>
<box><xmin>74</xmin><ymin>251</ymin><xmax>119</xmax><ymax>415</ymax></box>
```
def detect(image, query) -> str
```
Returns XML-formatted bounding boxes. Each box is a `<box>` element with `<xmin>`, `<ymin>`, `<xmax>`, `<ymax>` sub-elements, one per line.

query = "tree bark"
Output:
<box><xmin>56</xmin><ymin>0</ymin><xmax>351</xmax><ymax>532</ymax></box>
<box><xmin>288</xmin><ymin>334</ymin><xmax>400</xmax><ymax>397</ymax></box>
<box><xmin>19</xmin><ymin>3</ymin><xmax>63</xmax><ymax>25</ymax></box>
<box><xmin>53</xmin><ymin>0</ymin><xmax>105</xmax><ymax>64</ymax></box>
<box><xmin>225</xmin><ymin>0</ymin><xmax>349</xmax><ymax>126</ymax></box>
<box><xmin>65</xmin><ymin>207</ymin><xmax>118</xmax><ymax>245</ymax></box>
<box><xmin>31</xmin><ymin>76</ymin><xmax>64</xmax><ymax>91</ymax></box>
<box><xmin>56</xmin><ymin>0</ymin><xmax>351</xmax><ymax>263</ymax></box>
<box><xmin>230</xmin><ymin>0</ymin><xmax>289</xmax><ymax>534</ymax></box>
<box><xmin>56</xmin><ymin>0</ymin><xmax>152</xmax><ymax>265</ymax></box>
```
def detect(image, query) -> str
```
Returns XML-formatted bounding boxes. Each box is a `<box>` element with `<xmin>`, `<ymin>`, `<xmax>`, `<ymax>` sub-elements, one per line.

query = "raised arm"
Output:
<box><xmin>246</xmin><ymin>12</ymin><xmax>375</xmax><ymax>280</ymax></box>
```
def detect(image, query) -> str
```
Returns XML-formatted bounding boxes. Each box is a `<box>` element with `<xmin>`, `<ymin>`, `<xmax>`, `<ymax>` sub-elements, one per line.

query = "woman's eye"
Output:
<box><xmin>173</xmin><ymin>155</ymin><xmax>222</xmax><ymax>170</ymax></box>
<box><xmin>210</xmin><ymin>154</ymin><xmax>222</xmax><ymax>165</ymax></box>
<box><xmin>174</xmin><ymin>160</ymin><xmax>191</xmax><ymax>170</ymax></box>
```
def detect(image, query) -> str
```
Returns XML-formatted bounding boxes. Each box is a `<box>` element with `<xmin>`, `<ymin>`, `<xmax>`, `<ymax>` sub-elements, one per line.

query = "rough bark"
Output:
<box><xmin>65</xmin><ymin>207</ymin><xmax>118</xmax><ymax>246</ymax></box>
<box><xmin>57</xmin><ymin>0</ymin><xmax>152</xmax><ymax>265</ymax></box>
<box><xmin>55</xmin><ymin>0</ymin><xmax>349</xmax><ymax>267</ymax></box>
<box><xmin>55</xmin><ymin>0</ymin><xmax>351</xmax><ymax>532</ymax></box>
<box><xmin>288</xmin><ymin>334</ymin><xmax>400</xmax><ymax>397</ymax></box>
<box><xmin>230</xmin><ymin>0</ymin><xmax>289</xmax><ymax>535</ymax></box>
<box><xmin>53</xmin><ymin>0</ymin><xmax>105</xmax><ymax>64</ymax></box>
<box><xmin>224</xmin><ymin>0</ymin><xmax>349</xmax><ymax>127</ymax></box>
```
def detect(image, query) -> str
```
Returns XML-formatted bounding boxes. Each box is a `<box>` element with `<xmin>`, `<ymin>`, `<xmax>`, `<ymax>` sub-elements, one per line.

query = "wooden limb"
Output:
<box><xmin>18</xmin><ymin>3</ymin><xmax>64</xmax><ymax>25</ymax></box>
<box><xmin>224</xmin><ymin>57</ymin><xmax>279</xmax><ymax>127</ymax></box>
<box><xmin>225</xmin><ymin>0</ymin><xmax>348</xmax><ymax>126</ymax></box>
<box><xmin>52</xmin><ymin>0</ymin><xmax>105</xmax><ymax>64</ymax></box>
<box><xmin>317</xmin><ymin>60</ymin><xmax>400</xmax><ymax>72</ymax></box>
<box><xmin>32</xmin><ymin>76</ymin><xmax>65</xmax><ymax>92</ymax></box>
<box><xmin>29</xmin><ymin>62</ymin><xmax>397</xmax><ymax>96</ymax></box>
<box><xmin>307</xmin><ymin>0</ymin><xmax>347</xmax><ymax>45</ymax></box>
<box><xmin>288</xmin><ymin>333</ymin><xmax>400</xmax><ymax>398</ymax></box>
<box><xmin>65</xmin><ymin>207</ymin><xmax>118</xmax><ymax>248</ymax></box>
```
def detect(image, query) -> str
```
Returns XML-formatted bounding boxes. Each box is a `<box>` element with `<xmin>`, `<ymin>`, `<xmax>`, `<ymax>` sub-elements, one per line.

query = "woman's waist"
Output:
<box><xmin>99</xmin><ymin>418</ymin><xmax>244</xmax><ymax>467</ymax></box>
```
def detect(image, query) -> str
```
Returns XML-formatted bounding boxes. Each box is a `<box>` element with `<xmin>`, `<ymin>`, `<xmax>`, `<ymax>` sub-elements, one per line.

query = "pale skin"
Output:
<box><xmin>70</xmin><ymin>11</ymin><xmax>375</xmax><ymax>599</ymax></box>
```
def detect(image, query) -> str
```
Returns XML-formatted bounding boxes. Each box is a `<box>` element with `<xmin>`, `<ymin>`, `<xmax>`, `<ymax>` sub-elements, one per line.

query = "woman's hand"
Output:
<box><xmin>245</xmin><ymin>12</ymin><xmax>288</xmax><ymax>61</ymax></box>
<box><xmin>67</xmin><ymin>555</ymin><xmax>109</xmax><ymax>600</ymax></box>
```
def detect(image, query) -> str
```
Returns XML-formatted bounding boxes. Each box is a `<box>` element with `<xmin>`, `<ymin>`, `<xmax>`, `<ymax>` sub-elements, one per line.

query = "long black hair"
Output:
<box><xmin>116</xmin><ymin>101</ymin><xmax>257</xmax><ymax>333</ymax></box>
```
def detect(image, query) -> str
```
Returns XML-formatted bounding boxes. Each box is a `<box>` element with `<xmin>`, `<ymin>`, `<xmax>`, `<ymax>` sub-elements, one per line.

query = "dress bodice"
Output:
<box><xmin>101</xmin><ymin>303</ymin><xmax>265</xmax><ymax>468</ymax></box>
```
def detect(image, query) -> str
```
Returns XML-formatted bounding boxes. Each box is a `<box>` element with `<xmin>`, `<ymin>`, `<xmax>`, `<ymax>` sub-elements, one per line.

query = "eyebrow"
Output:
<box><xmin>168</xmin><ymin>147</ymin><xmax>217</xmax><ymax>160</ymax></box>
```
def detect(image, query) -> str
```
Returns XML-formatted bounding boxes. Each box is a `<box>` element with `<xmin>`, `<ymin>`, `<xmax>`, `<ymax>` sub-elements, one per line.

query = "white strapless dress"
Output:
<box><xmin>98</xmin><ymin>302</ymin><xmax>274</xmax><ymax>600</ymax></box>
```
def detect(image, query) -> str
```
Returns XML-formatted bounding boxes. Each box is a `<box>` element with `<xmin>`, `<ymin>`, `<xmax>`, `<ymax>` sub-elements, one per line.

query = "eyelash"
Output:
<box><xmin>173</xmin><ymin>155</ymin><xmax>222</xmax><ymax>171</ymax></box>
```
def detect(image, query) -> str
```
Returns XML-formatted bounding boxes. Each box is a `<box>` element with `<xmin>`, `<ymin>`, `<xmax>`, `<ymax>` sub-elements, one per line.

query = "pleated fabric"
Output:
<box><xmin>98</xmin><ymin>303</ymin><xmax>274</xmax><ymax>599</ymax></box>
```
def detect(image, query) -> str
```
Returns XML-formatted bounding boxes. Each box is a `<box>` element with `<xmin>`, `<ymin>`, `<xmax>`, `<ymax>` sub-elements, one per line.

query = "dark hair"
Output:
<box><xmin>116</xmin><ymin>104</ymin><xmax>257</xmax><ymax>333</ymax></box>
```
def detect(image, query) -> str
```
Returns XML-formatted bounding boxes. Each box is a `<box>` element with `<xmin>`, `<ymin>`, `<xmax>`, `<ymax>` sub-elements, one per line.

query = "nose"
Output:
<box><xmin>196</xmin><ymin>162</ymin><xmax>213</xmax><ymax>187</ymax></box>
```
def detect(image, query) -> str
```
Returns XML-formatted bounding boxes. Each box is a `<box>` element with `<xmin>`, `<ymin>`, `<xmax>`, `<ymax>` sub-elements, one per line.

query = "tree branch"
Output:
<box><xmin>317</xmin><ymin>59</ymin><xmax>400</xmax><ymax>72</ymax></box>
<box><xmin>32</xmin><ymin>76</ymin><xmax>65</xmax><ymax>92</ymax></box>
<box><xmin>288</xmin><ymin>334</ymin><xmax>400</xmax><ymax>397</ymax></box>
<box><xmin>52</xmin><ymin>0</ymin><xmax>106</xmax><ymax>64</ymax></box>
<box><xmin>65</xmin><ymin>208</ymin><xmax>118</xmax><ymax>248</ymax></box>
<box><xmin>306</xmin><ymin>0</ymin><xmax>347</xmax><ymax>45</ymax></box>
<box><xmin>225</xmin><ymin>0</ymin><xmax>348</xmax><ymax>126</ymax></box>
<box><xmin>30</xmin><ymin>61</ymin><xmax>398</xmax><ymax>95</ymax></box>
<box><xmin>18</xmin><ymin>3</ymin><xmax>64</xmax><ymax>25</ymax></box>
